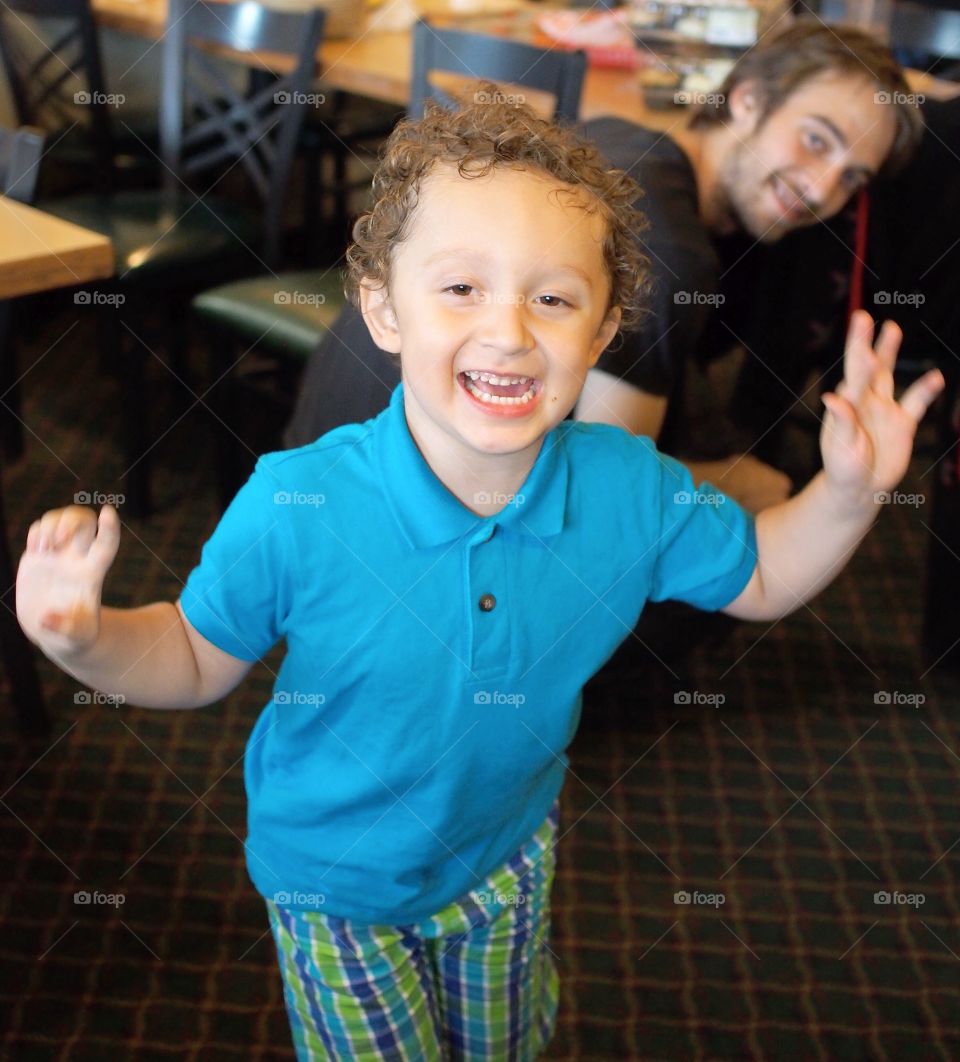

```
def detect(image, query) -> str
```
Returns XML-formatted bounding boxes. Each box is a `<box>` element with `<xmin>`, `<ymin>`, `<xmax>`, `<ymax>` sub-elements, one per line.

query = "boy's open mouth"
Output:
<box><xmin>458</xmin><ymin>370</ymin><xmax>540</xmax><ymax>407</ymax></box>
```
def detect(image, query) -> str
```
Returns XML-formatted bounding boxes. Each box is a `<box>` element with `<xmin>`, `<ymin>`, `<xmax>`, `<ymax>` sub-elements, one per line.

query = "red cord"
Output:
<box><xmin>847</xmin><ymin>187</ymin><xmax>870</xmax><ymax>320</ymax></box>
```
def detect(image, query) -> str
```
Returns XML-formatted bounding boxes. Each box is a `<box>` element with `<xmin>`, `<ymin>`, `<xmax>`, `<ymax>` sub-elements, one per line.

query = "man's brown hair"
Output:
<box><xmin>689</xmin><ymin>20</ymin><xmax>924</xmax><ymax>175</ymax></box>
<box><xmin>345</xmin><ymin>90</ymin><xmax>650</xmax><ymax>329</ymax></box>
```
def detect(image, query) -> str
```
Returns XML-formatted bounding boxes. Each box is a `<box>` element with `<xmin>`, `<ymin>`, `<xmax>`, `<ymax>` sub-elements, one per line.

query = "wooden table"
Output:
<box><xmin>0</xmin><ymin>198</ymin><xmax>114</xmax><ymax>299</ymax></box>
<box><xmin>92</xmin><ymin>0</ymin><xmax>688</xmax><ymax>128</ymax></box>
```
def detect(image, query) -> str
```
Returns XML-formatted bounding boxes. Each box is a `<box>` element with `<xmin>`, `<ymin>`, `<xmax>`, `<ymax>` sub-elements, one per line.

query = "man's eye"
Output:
<box><xmin>445</xmin><ymin>284</ymin><xmax>473</xmax><ymax>296</ymax></box>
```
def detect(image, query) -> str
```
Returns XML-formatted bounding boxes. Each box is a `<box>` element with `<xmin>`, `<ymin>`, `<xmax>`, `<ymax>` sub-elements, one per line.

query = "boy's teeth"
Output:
<box><xmin>462</xmin><ymin>374</ymin><xmax>537</xmax><ymax>405</ymax></box>
<box><xmin>464</xmin><ymin>370</ymin><xmax>528</xmax><ymax>386</ymax></box>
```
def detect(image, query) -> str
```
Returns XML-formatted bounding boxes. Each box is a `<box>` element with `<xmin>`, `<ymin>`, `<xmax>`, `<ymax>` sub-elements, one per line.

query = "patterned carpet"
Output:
<box><xmin>2</xmin><ymin>303</ymin><xmax>960</xmax><ymax>1061</ymax></box>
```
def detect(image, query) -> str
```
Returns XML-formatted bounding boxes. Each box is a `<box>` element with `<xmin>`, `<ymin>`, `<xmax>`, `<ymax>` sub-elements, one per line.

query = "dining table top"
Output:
<box><xmin>0</xmin><ymin>199</ymin><xmax>115</xmax><ymax>300</ymax></box>
<box><xmin>91</xmin><ymin>0</ymin><xmax>960</xmax><ymax>127</ymax></box>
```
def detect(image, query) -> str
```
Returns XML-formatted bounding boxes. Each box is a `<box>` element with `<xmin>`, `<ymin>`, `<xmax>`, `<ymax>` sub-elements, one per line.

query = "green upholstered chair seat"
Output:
<box><xmin>192</xmin><ymin>270</ymin><xmax>346</xmax><ymax>360</ymax></box>
<box><xmin>42</xmin><ymin>190</ymin><xmax>260</xmax><ymax>288</ymax></box>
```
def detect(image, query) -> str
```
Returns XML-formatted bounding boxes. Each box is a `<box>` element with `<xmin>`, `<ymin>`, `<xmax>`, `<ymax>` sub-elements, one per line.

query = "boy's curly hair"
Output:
<box><xmin>345</xmin><ymin>88</ymin><xmax>650</xmax><ymax>330</ymax></box>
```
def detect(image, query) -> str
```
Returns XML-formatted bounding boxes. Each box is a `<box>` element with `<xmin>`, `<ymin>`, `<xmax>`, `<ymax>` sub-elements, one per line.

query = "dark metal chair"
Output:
<box><xmin>0</xmin><ymin>125</ymin><xmax>51</xmax><ymax>739</ymax></box>
<box><xmin>39</xmin><ymin>0</ymin><xmax>327</xmax><ymax>515</ymax></box>
<box><xmin>194</xmin><ymin>22</ymin><xmax>588</xmax><ymax>508</ymax></box>
<box><xmin>0</xmin><ymin>0</ymin><xmax>159</xmax><ymax>196</ymax></box>
<box><xmin>409</xmin><ymin>19</ymin><xmax>587</xmax><ymax>121</ymax></box>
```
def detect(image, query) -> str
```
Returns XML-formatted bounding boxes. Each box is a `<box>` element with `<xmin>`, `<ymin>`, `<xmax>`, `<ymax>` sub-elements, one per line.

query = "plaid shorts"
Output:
<box><xmin>266</xmin><ymin>799</ymin><xmax>560</xmax><ymax>1061</ymax></box>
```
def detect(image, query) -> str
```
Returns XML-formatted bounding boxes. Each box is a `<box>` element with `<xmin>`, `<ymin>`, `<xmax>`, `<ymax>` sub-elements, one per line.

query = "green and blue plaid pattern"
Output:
<box><xmin>266</xmin><ymin>799</ymin><xmax>560</xmax><ymax>1060</ymax></box>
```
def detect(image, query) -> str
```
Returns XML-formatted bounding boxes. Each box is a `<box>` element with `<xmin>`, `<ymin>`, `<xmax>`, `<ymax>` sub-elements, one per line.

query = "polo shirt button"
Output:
<box><xmin>479</xmin><ymin>593</ymin><xmax>496</xmax><ymax>612</ymax></box>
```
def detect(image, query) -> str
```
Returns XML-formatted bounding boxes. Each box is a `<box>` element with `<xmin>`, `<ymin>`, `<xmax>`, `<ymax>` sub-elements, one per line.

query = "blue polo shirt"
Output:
<box><xmin>181</xmin><ymin>384</ymin><xmax>757</xmax><ymax>924</ymax></box>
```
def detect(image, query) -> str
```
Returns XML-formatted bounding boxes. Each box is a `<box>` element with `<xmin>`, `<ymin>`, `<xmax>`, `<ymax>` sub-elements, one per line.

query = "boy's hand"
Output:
<box><xmin>17</xmin><ymin>504</ymin><xmax>121</xmax><ymax>659</ymax></box>
<box><xmin>820</xmin><ymin>310</ymin><xmax>945</xmax><ymax>511</ymax></box>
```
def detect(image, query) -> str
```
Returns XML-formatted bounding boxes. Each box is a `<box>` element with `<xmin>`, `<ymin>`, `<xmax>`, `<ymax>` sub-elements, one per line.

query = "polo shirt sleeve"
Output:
<box><xmin>646</xmin><ymin>447</ymin><xmax>758</xmax><ymax>611</ymax></box>
<box><xmin>179</xmin><ymin>458</ymin><xmax>294</xmax><ymax>661</ymax></box>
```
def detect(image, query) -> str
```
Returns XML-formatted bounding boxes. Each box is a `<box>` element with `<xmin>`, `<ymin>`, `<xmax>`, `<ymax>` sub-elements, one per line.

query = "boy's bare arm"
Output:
<box><xmin>578</xmin><ymin>368</ymin><xmax>791</xmax><ymax>513</ymax></box>
<box><xmin>723</xmin><ymin>312</ymin><xmax>944</xmax><ymax>622</ymax></box>
<box><xmin>17</xmin><ymin>504</ymin><xmax>251</xmax><ymax>708</ymax></box>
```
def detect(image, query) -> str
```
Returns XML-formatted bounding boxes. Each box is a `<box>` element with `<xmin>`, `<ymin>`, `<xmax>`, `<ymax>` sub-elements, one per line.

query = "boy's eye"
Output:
<box><xmin>536</xmin><ymin>294</ymin><xmax>568</xmax><ymax>308</ymax></box>
<box><xmin>803</xmin><ymin>130</ymin><xmax>828</xmax><ymax>154</ymax></box>
<box><xmin>445</xmin><ymin>283</ymin><xmax>474</xmax><ymax>297</ymax></box>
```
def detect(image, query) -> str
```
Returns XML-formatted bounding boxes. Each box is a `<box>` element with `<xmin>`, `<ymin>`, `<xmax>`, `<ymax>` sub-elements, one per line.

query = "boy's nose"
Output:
<box><xmin>476</xmin><ymin>296</ymin><xmax>534</xmax><ymax>354</ymax></box>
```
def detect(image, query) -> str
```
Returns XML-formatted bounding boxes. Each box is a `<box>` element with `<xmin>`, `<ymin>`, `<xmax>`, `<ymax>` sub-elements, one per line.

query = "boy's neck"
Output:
<box><xmin>404</xmin><ymin>414</ymin><xmax>544</xmax><ymax>518</ymax></box>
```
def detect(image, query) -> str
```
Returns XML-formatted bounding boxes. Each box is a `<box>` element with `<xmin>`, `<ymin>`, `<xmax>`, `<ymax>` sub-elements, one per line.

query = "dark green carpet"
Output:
<box><xmin>2</xmin><ymin>305</ymin><xmax>960</xmax><ymax>1060</ymax></box>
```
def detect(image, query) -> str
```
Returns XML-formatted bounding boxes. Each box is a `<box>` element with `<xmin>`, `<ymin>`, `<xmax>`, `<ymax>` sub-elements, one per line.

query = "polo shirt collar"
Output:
<box><xmin>375</xmin><ymin>384</ymin><xmax>569</xmax><ymax>549</ymax></box>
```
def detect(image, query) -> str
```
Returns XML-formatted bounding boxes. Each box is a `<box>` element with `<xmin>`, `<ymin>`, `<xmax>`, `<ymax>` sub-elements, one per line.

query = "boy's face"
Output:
<box><xmin>360</xmin><ymin>164</ymin><xmax>620</xmax><ymax>473</ymax></box>
<box><xmin>717</xmin><ymin>71</ymin><xmax>897</xmax><ymax>242</ymax></box>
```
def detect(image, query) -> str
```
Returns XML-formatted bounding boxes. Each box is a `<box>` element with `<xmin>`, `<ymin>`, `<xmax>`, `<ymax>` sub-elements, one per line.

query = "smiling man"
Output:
<box><xmin>577</xmin><ymin>20</ymin><xmax>923</xmax><ymax>511</ymax></box>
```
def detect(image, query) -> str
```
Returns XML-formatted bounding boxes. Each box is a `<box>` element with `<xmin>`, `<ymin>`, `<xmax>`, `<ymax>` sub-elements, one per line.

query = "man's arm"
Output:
<box><xmin>577</xmin><ymin>367</ymin><xmax>791</xmax><ymax>513</ymax></box>
<box><xmin>721</xmin><ymin>312</ymin><xmax>944</xmax><ymax>621</ymax></box>
<box><xmin>16</xmin><ymin>504</ymin><xmax>252</xmax><ymax>709</ymax></box>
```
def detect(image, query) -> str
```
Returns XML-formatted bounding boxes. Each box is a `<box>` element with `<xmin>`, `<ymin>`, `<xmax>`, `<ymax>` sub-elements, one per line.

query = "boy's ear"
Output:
<box><xmin>587</xmin><ymin>306</ymin><xmax>622</xmax><ymax>368</ymax></box>
<box><xmin>359</xmin><ymin>283</ymin><xmax>401</xmax><ymax>355</ymax></box>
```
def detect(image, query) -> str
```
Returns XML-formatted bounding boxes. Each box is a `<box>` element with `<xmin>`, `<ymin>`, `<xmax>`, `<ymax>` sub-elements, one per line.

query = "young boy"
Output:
<box><xmin>17</xmin><ymin>97</ymin><xmax>943</xmax><ymax>1060</ymax></box>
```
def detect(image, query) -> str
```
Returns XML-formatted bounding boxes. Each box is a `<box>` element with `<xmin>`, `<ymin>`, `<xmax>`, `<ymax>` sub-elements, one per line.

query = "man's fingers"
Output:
<box><xmin>899</xmin><ymin>368</ymin><xmax>946</xmax><ymax>424</ymax></box>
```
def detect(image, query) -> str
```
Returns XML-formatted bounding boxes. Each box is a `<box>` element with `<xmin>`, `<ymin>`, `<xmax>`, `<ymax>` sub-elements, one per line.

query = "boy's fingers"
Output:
<box><xmin>899</xmin><ymin>368</ymin><xmax>946</xmax><ymax>424</ymax></box>
<box><xmin>87</xmin><ymin>504</ymin><xmax>121</xmax><ymax>572</ymax></box>
<box><xmin>822</xmin><ymin>392</ymin><xmax>859</xmax><ymax>449</ymax></box>
<box><xmin>874</xmin><ymin>319</ymin><xmax>902</xmax><ymax>374</ymax></box>
<box><xmin>841</xmin><ymin>311</ymin><xmax>877</xmax><ymax>405</ymax></box>
<box><xmin>58</xmin><ymin>507</ymin><xmax>98</xmax><ymax>554</ymax></box>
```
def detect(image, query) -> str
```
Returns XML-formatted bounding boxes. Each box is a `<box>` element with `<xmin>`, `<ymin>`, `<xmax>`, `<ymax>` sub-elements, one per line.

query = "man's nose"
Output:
<box><xmin>809</xmin><ymin>158</ymin><xmax>849</xmax><ymax>218</ymax></box>
<box><xmin>476</xmin><ymin>295</ymin><xmax>534</xmax><ymax>354</ymax></box>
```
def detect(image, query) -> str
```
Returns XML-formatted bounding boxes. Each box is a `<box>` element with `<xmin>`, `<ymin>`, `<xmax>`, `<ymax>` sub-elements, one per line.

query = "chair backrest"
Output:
<box><xmin>409</xmin><ymin>19</ymin><xmax>586</xmax><ymax>122</ymax></box>
<box><xmin>0</xmin><ymin>0</ymin><xmax>115</xmax><ymax>186</ymax></box>
<box><xmin>159</xmin><ymin>0</ymin><xmax>326</xmax><ymax>269</ymax></box>
<box><xmin>0</xmin><ymin>126</ymin><xmax>46</xmax><ymax>204</ymax></box>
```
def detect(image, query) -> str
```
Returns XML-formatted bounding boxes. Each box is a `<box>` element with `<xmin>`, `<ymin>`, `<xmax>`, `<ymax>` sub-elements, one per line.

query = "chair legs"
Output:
<box><xmin>0</xmin><ymin>473</ymin><xmax>49</xmax><ymax>739</ymax></box>
<box><xmin>99</xmin><ymin>304</ymin><xmax>152</xmax><ymax>518</ymax></box>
